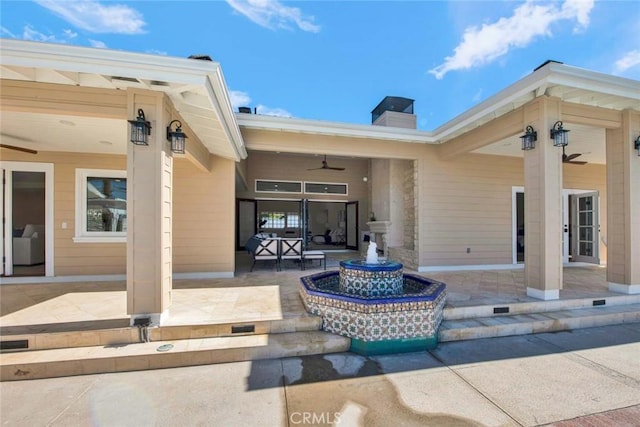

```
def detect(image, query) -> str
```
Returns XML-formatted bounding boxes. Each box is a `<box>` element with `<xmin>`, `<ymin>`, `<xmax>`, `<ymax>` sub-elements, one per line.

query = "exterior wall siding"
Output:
<box><xmin>1</xmin><ymin>150</ymin><xmax>235</xmax><ymax>276</ymax></box>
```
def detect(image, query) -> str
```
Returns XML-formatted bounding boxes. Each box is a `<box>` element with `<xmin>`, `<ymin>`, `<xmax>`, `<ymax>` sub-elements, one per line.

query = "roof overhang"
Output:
<box><xmin>237</xmin><ymin>61</ymin><xmax>639</xmax><ymax>145</ymax></box>
<box><xmin>236</xmin><ymin>113</ymin><xmax>437</xmax><ymax>144</ymax></box>
<box><xmin>0</xmin><ymin>39</ymin><xmax>246</xmax><ymax>161</ymax></box>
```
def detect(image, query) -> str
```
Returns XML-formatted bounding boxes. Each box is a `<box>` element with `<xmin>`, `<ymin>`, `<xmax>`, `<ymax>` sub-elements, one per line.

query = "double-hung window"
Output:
<box><xmin>74</xmin><ymin>169</ymin><xmax>127</xmax><ymax>242</ymax></box>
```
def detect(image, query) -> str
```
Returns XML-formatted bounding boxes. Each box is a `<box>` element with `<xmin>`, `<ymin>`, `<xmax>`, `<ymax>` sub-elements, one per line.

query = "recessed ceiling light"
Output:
<box><xmin>59</xmin><ymin>120</ymin><xmax>76</xmax><ymax>126</ymax></box>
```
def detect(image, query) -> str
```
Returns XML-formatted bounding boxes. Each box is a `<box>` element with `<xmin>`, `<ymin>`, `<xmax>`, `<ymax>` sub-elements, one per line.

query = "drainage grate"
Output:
<box><xmin>0</xmin><ymin>340</ymin><xmax>29</xmax><ymax>352</ymax></box>
<box><xmin>493</xmin><ymin>307</ymin><xmax>510</xmax><ymax>314</ymax></box>
<box><xmin>592</xmin><ymin>299</ymin><xmax>606</xmax><ymax>306</ymax></box>
<box><xmin>232</xmin><ymin>325</ymin><xmax>255</xmax><ymax>334</ymax></box>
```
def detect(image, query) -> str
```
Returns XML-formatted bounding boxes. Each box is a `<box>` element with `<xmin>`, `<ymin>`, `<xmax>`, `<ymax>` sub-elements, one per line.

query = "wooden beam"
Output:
<box><xmin>438</xmin><ymin>107</ymin><xmax>525</xmax><ymax>160</ymax></box>
<box><xmin>0</xmin><ymin>80</ymin><xmax>127</xmax><ymax>119</ymax></box>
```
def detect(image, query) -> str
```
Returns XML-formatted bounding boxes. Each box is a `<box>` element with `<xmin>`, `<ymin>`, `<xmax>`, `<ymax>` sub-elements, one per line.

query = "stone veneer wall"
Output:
<box><xmin>390</xmin><ymin>160</ymin><xmax>418</xmax><ymax>269</ymax></box>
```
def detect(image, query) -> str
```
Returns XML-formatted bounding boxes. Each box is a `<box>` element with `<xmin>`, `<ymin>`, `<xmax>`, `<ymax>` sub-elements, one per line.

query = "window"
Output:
<box><xmin>74</xmin><ymin>169</ymin><xmax>127</xmax><ymax>242</ymax></box>
<box><xmin>304</xmin><ymin>182</ymin><xmax>348</xmax><ymax>195</ymax></box>
<box><xmin>259</xmin><ymin>211</ymin><xmax>300</xmax><ymax>229</ymax></box>
<box><xmin>286</xmin><ymin>212</ymin><xmax>300</xmax><ymax>227</ymax></box>
<box><xmin>255</xmin><ymin>180</ymin><xmax>302</xmax><ymax>193</ymax></box>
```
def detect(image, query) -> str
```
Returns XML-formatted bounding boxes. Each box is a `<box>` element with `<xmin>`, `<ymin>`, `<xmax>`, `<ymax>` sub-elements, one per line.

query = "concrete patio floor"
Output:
<box><xmin>0</xmin><ymin>251</ymin><xmax>617</xmax><ymax>334</ymax></box>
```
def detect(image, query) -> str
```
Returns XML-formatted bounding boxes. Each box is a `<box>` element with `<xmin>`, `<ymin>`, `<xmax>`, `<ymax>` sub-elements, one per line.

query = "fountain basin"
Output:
<box><xmin>339</xmin><ymin>260</ymin><xmax>403</xmax><ymax>297</ymax></box>
<box><xmin>300</xmin><ymin>270</ymin><xmax>446</xmax><ymax>355</ymax></box>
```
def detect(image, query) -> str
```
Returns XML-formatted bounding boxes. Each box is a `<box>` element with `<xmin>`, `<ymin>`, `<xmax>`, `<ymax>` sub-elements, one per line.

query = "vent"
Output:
<box><xmin>0</xmin><ymin>340</ymin><xmax>29</xmax><ymax>352</ymax></box>
<box><xmin>493</xmin><ymin>307</ymin><xmax>510</xmax><ymax>314</ymax></box>
<box><xmin>592</xmin><ymin>299</ymin><xmax>606</xmax><ymax>306</ymax></box>
<box><xmin>188</xmin><ymin>54</ymin><xmax>213</xmax><ymax>61</ymax></box>
<box><xmin>111</xmin><ymin>76</ymin><xmax>139</xmax><ymax>83</ymax></box>
<box><xmin>238</xmin><ymin>107</ymin><xmax>252</xmax><ymax>113</ymax></box>
<box><xmin>232</xmin><ymin>325</ymin><xmax>255</xmax><ymax>334</ymax></box>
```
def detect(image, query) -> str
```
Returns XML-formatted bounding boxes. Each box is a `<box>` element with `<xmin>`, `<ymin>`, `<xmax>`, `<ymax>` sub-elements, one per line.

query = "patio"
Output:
<box><xmin>0</xmin><ymin>251</ymin><xmax>618</xmax><ymax>335</ymax></box>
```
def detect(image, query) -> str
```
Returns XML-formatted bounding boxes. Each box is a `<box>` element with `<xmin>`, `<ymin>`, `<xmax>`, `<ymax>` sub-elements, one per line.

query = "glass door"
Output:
<box><xmin>345</xmin><ymin>201</ymin><xmax>358</xmax><ymax>250</ymax></box>
<box><xmin>571</xmin><ymin>192</ymin><xmax>599</xmax><ymax>264</ymax></box>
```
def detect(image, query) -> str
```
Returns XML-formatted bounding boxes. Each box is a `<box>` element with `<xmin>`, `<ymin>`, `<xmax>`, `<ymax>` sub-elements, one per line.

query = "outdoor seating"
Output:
<box><xmin>302</xmin><ymin>250</ymin><xmax>326</xmax><ymax>270</ymax></box>
<box><xmin>250</xmin><ymin>238</ymin><xmax>280</xmax><ymax>271</ymax></box>
<box><xmin>280</xmin><ymin>238</ymin><xmax>303</xmax><ymax>270</ymax></box>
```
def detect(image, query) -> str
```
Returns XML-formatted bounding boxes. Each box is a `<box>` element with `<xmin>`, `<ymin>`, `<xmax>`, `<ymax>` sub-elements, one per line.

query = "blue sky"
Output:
<box><xmin>2</xmin><ymin>1</ymin><xmax>639</xmax><ymax>130</ymax></box>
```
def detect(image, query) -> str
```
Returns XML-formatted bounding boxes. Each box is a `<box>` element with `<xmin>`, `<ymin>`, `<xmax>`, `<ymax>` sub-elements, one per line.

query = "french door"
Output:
<box><xmin>571</xmin><ymin>192</ymin><xmax>599</xmax><ymax>264</ymax></box>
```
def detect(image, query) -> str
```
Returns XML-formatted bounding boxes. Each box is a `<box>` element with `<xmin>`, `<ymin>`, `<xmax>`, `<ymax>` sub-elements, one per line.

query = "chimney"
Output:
<box><xmin>371</xmin><ymin>96</ymin><xmax>416</xmax><ymax>129</ymax></box>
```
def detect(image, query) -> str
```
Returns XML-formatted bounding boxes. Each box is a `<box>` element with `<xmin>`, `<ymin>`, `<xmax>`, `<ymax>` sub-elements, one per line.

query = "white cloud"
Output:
<box><xmin>256</xmin><ymin>104</ymin><xmax>292</xmax><ymax>117</ymax></box>
<box><xmin>614</xmin><ymin>50</ymin><xmax>640</xmax><ymax>74</ymax></box>
<box><xmin>63</xmin><ymin>29</ymin><xmax>78</xmax><ymax>39</ymax></box>
<box><xmin>20</xmin><ymin>25</ymin><xmax>70</xmax><ymax>43</ymax></box>
<box><xmin>230</xmin><ymin>90</ymin><xmax>252</xmax><ymax>110</ymax></box>
<box><xmin>1</xmin><ymin>27</ymin><xmax>18</xmax><ymax>38</ymax></box>
<box><xmin>146</xmin><ymin>49</ymin><xmax>168</xmax><ymax>56</ymax></box>
<box><xmin>35</xmin><ymin>0</ymin><xmax>146</xmax><ymax>34</ymax></box>
<box><xmin>89</xmin><ymin>39</ymin><xmax>107</xmax><ymax>48</ymax></box>
<box><xmin>229</xmin><ymin>90</ymin><xmax>292</xmax><ymax>117</ymax></box>
<box><xmin>429</xmin><ymin>0</ymin><xmax>594</xmax><ymax>79</ymax></box>
<box><xmin>226</xmin><ymin>0</ymin><xmax>320</xmax><ymax>33</ymax></box>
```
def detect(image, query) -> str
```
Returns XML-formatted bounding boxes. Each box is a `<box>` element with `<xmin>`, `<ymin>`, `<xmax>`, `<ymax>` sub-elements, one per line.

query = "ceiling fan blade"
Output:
<box><xmin>567</xmin><ymin>160</ymin><xmax>588</xmax><ymax>165</ymax></box>
<box><xmin>326</xmin><ymin>166</ymin><xmax>345</xmax><ymax>171</ymax></box>
<box><xmin>0</xmin><ymin>144</ymin><xmax>38</xmax><ymax>154</ymax></box>
<box><xmin>566</xmin><ymin>153</ymin><xmax>582</xmax><ymax>161</ymax></box>
<box><xmin>307</xmin><ymin>167</ymin><xmax>324</xmax><ymax>170</ymax></box>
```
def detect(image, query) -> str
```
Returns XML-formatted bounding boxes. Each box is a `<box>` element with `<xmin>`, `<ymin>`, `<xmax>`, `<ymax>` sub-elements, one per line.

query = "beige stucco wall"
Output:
<box><xmin>1</xmin><ymin>150</ymin><xmax>235</xmax><ymax>276</ymax></box>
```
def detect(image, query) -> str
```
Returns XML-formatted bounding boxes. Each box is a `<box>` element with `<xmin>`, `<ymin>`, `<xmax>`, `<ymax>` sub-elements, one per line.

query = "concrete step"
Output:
<box><xmin>439</xmin><ymin>303</ymin><xmax>640</xmax><ymax>342</ymax></box>
<box><xmin>1</xmin><ymin>331</ymin><xmax>351</xmax><ymax>381</ymax></box>
<box><xmin>443</xmin><ymin>294</ymin><xmax>640</xmax><ymax>321</ymax></box>
<box><xmin>0</xmin><ymin>315</ymin><xmax>323</xmax><ymax>352</ymax></box>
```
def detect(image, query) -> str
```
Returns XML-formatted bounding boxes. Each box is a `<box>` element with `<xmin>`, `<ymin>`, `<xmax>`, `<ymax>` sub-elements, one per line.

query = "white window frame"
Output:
<box><xmin>74</xmin><ymin>168</ymin><xmax>127</xmax><ymax>243</ymax></box>
<box><xmin>304</xmin><ymin>181</ymin><xmax>348</xmax><ymax>196</ymax></box>
<box><xmin>255</xmin><ymin>179</ymin><xmax>303</xmax><ymax>194</ymax></box>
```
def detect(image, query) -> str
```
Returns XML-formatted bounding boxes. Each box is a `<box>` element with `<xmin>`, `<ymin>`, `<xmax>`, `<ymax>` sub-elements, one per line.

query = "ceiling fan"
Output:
<box><xmin>307</xmin><ymin>155</ymin><xmax>345</xmax><ymax>171</ymax></box>
<box><xmin>562</xmin><ymin>146</ymin><xmax>587</xmax><ymax>165</ymax></box>
<box><xmin>0</xmin><ymin>144</ymin><xmax>38</xmax><ymax>155</ymax></box>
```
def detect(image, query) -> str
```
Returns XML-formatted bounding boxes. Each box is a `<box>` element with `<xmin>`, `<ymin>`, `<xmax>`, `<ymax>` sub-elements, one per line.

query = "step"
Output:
<box><xmin>439</xmin><ymin>303</ymin><xmax>640</xmax><ymax>342</ymax></box>
<box><xmin>0</xmin><ymin>315</ymin><xmax>323</xmax><ymax>352</ymax></box>
<box><xmin>443</xmin><ymin>294</ymin><xmax>640</xmax><ymax>321</ymax></box>
<box><xmin>0</xmin><ymin>331</ymin><xmax>351</xmax><ymax>381</ymax></box>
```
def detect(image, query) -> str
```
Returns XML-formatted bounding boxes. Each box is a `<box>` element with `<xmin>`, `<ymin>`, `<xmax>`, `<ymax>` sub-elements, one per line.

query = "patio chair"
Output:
<box><xmin>280</xmin><ymin>238</ymin><xmax>303</xmax><ymax>270</ymax></box>
<box><xmin>250</xmin><ymin>238</ymin><xmax>280</xmax><ymax>271</ymax></box>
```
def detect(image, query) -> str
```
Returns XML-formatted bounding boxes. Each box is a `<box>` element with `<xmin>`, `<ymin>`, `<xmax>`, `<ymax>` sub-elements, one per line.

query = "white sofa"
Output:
<box><xmin>13</xmin><ymin>224</ymin><xmax>45</xmax><ymax>265</ymax></box>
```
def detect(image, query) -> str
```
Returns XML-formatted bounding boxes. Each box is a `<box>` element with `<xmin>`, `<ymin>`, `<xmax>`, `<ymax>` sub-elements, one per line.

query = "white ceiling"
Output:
<box><xmin>1</xmin><ymin>111</ymin><xmax>127</xmax><ymax>155</ymax></box>
<box><xmin>473</xmin><ymin>122</ymin><xmax>606</xmax><ymax>164</ymax></box>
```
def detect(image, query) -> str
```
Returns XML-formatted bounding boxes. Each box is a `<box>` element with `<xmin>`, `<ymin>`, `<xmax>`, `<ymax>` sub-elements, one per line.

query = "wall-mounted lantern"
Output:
<box><xmin>520</xmin><ymin>125</ymin><xmax>537</xmax><ymax>151</ymax></box>
<box><xmin>128</xmin><ymin>109</ymin><xmax>151</xmax><ymax>145</ymax></box>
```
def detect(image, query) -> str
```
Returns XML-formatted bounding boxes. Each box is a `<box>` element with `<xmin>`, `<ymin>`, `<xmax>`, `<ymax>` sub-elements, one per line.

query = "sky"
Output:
<box><xmin>1</xmin><ymin>0</ymin><xmax>639</xmax><ymax>130</ymax></box>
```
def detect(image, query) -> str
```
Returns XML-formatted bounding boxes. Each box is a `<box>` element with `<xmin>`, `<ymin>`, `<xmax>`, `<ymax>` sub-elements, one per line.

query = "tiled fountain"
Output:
<box><xmin>299</xmin><ymin>243</ymin><xmax>447</xmax><ymax>355</ymax></box>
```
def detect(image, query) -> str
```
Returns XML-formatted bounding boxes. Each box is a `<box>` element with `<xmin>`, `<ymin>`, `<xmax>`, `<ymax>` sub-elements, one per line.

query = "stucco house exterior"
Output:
<box><xmin>1</xmin><ymin>39</ymin><xmax>638</xmax><ymax>325</ymax></box>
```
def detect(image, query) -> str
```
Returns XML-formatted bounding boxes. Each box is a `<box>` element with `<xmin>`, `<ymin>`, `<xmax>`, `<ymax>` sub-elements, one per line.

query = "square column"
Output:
<box><xmin>523</xmin><ymin>98</ymin><xmax>563</xmax><ymax>300</ymax></box>
<box><xmin>126</xmin><ymin>91</ymin><xmax>174</xmax><ymax>325</ymax></box>
<box><xmin>606</xmin><ymin>110</ymin><xmax>640</xmax><ymax>294</ymax></box>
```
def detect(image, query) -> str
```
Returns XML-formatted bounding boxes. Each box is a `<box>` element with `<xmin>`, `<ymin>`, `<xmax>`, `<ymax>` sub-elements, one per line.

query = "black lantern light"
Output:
<box><xmin>128</xmin><ymin>109</ymin><xmax>151</xmax><ymax>145</ymax></box>
<box><xmin>635</xmin><ymin>135</ymin><xmax>640</xmax><ymax>157</ymax></box>
<box><xmin>166</xmin><ymin>120</ymin><xmax>187</xmax><ymax>154</ymax></box>
<box><xmin>550</xmin><ymin>121</ymin><xmax>569</xmax><ymax>147</ymax></box>
<box><xmin>520</xmin><ymin>125</ymin><xmax>537</xmax><ymax>151</ymax></box>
